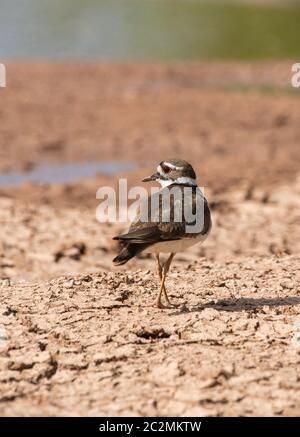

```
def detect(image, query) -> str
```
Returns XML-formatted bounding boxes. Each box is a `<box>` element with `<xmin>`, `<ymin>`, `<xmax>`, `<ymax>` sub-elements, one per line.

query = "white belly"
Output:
<box><xmin>144</xmin><ymin>233</ymin><xmax>208</xmax><ymax>254</ymax></box>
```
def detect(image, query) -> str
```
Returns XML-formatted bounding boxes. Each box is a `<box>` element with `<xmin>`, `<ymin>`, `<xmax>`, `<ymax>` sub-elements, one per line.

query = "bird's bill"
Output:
<box><xmin>142</xmin><ymin>172</ymin><xmax>160</xmax><ymax>182</ymax></box>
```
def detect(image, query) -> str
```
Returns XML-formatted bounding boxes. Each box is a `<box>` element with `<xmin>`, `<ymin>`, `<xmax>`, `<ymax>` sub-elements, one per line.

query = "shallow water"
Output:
<box><xmin>0</xmin><ymin>0</ymin><xmax>299</xmax><ymax>60</ymax></box>
<box><xmin>0</xmin><ymin>161</ymin><xmax>137</xmax><ymax>187</ymax></box>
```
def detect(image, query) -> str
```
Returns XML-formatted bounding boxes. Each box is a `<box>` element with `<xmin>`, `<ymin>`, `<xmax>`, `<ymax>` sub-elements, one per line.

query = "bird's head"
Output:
<box><xmin>142</xmin><ymin>159</ymin><xmax>197</xmax><ymax>187</ymax></box>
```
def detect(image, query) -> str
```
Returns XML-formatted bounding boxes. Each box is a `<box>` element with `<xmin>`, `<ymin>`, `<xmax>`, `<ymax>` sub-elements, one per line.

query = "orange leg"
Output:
<box><xmin>148</xmin><ymin>253</ymin><xmax>178</xmax><ymax>309</ymax></box>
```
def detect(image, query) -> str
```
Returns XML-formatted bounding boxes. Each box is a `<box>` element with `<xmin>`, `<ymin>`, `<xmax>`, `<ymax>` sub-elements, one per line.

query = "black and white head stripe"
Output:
<box><xmin>156</xmin><ymin>160</ymin><xmax>197</xmax><ymax>187</ymax></box>
<box><xmin>161</xmin><ymin>162</ymin><xmax>184</xmax><ymax>171</ymax></box>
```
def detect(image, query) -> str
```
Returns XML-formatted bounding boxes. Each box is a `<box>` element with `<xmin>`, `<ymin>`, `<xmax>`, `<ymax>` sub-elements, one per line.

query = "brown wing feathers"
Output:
<box><xmin>112</xmin><ymin>224</ymin><xmax>179</xmax><ymax>266</ymax></box>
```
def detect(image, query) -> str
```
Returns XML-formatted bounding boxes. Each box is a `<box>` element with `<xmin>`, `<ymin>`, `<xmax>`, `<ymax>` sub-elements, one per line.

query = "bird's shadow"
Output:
<box><xmin>173</xmin><ymin>296</ymin><xmax>300</xmax><ymax>315</ymax></box>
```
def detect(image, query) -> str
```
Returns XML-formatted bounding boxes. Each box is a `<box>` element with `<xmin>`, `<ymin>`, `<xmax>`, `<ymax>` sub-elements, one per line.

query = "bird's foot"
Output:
<box><xmin>166</xmin><ymin>301</ymin><xmax>180</xmax><ymax>308</ymax></box>
<box><xmin>145</xmin><ymin>300</ymin><xmax>173</xmax><ymax>310</ymax></box>
<box><xmin>164</xmin><ymin>296</ymin><xmax>180</xmax><ymax>308</ymax></box>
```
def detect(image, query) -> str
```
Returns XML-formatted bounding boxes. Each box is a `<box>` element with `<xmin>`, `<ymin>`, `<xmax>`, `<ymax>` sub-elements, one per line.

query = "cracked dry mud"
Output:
<box><xmin>1</xmin><ymin>257</ymin><xmax>300</xmax><ymax>416</ymax></box>
<box><xmin>0</xmin><ymin>62</ymin><xmax>300</xmax><ymax>416</ymax></box>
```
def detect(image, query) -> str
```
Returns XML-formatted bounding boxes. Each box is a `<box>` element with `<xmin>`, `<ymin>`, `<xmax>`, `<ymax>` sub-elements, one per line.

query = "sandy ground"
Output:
<box><xmin>0</xmin><ymin>62</ymin><xmax>300</xmax><ymax>416</ymax></box>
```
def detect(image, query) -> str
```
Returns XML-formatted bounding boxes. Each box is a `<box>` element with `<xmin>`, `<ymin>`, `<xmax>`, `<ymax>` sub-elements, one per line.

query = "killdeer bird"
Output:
<box><xmin>113</xmin><ymin>159</ymin><xmax>212</xmax><ymax>309</ymax></box>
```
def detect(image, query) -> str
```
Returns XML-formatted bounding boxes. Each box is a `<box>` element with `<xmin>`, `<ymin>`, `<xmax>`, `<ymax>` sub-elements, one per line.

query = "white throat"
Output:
<box><xmin>157</xmin><ymin>177</ymin><xmax>197</xmax><ymax>188</ymax></box>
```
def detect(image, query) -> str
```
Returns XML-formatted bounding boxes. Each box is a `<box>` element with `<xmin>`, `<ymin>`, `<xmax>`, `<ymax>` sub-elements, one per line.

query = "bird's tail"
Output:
<box><xmin>113</xmin><ymin>246</ymin><xmax>134</xmax><ymax>266</ymax></box>
<box><xmin>113</xmin><ymin>243</ymin><xmax>143</xmax><ymax>266</ymax></box>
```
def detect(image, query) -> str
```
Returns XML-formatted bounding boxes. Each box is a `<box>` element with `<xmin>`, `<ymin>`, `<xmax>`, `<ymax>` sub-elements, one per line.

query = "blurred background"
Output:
<box><xmin>1</xmin><ymin>0</ymin><xmax>300</xmax><ymax>418</ymax></box>
<box><xmin>0</xmin><ymin>0</ymin><xmax>299</xmax><ymax>187</ymax></box>
<box><xmin>1</xmin><ymin>0</ymin><xmax>300</xmax><ymax>60</ymax></box>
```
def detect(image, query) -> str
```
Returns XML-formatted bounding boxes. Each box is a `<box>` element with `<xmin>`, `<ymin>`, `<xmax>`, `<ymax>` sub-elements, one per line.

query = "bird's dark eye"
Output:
<box><xmin>163</xmin><ymin>165</ymin><xmax>171</xmax><ymax>173</ymax></box>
